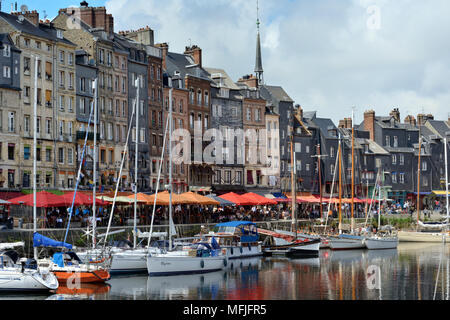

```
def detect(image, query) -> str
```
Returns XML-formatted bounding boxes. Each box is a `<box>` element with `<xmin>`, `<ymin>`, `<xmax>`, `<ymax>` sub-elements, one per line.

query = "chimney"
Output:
<box><xmin>404</xmin><ymin>115</ymin><xmax>416</xmax><ymax>126</ymax></box>
<box><xmin>237</xmin><ymin>74</ymin><xmax>258</xmax><ymax>89</ymax></box>
<box><xmin>155</xmin><ymin>43</ymin><xmax>168</xmax><ymax>70</ymax></box>
<box><xmin>390</xmin><ymin>108</ymin><xmax>400</xmax><ymax>122</ymax></box>
<box><xmin>184</xmin><ymin>45</ymin><xmax>202</xmax><ymax>68</ymax></box>
<box><xmin>338</xmin><ymin>119</ymin><xmax>346</xmax><ymax>129</ymax></box>
<box><xmin>12</xmin><ymin>10</ymin><xmax>40</xmax><ymax>26</ymax></box>
<box><xmin>346</xmin><ymin>117</ymin><xmax>353</xmax><ymax>129</ymax></box>
<box><xmin>60</xmin><ymin>4</ymin><xmax>114</xmax><ymax>33</ymax></box>
<box><xmin>296</xmin><ymin>105</ymin><xmax>303</xmax><ymax>121</ymax></box>
<box><xmin>364</xmin><ymin>110</ymin><xmax>376</xmax><ymax>140</ymax></box>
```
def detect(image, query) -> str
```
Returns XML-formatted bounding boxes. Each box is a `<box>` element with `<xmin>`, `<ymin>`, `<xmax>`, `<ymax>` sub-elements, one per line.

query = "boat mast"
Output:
<box><xmin>133</xmin><ymin>77</ymin><xmax>140</xmax><ymax>249</ymax></box>
<box><xmin>92</xmin><ymin>78</ymin><xmax>98</xmax><ymax>249</ymax></box>
<box><xmin>445</xmin><ymin>136</ymin><xmax>449</xmax><ymax>232</ymax></box>
<box><xmin>377</xmin><ymin>170</ymin><xmax>383</xmax><ymax>232</ymax></box>
<box><xmin>33</xmin><ymin>55</ymin><xmax>39</xmax><ymax>260</ymax></box>
<box><xmin>290</xmin><ymin>116</ymin><xmax>297</xmax><ymax>238</ymax></box>
<box><xmin>338</xmin><ymin>133</ymin><xmax>342</xmax><ymax>234</ymax></box>
<box><xmin>417</xmin><ymin>132</ymin><xmax>422</xmax><ymax>228</ymax></box>
<box><xmin>318</xmin><ymin>144</ymin><xmax>323</xmax><ymax>220</ymax></box>
<box><xmin>351</xmin><ymin>108</ymin><xmax>355</xmax><ymax>233</ymax></box>
<box><xmin>168</xmin><ymin>77</ymin><xmax>174</xmax><ymax>250</ymax></box>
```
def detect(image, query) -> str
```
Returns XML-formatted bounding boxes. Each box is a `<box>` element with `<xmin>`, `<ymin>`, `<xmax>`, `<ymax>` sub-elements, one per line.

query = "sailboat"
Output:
<box><xmin>398</xmin><ymin>134</ymin><xmax>450</xmax><ymax>242</ymax></box>
<box><xmin>146</xmin><ymin>76</ymin><xmax>227</xmax><ymax>276</ymax></box>
<box><xmin>77</xmin><ymin>77</ymin><xmax>151</xmax><ymax>274</ymax></box>
<box><xmin>329</xmin><ymin>113</ymin><xmax>366</xmax><ymax>250</ymax></box>
<box><xmin>0</xmin><ymin>57</ymin><xmax>58</xmax><ymax>292</ymax></box>
<box><xmin>365</xmin><ymin>170</ymin><xmax>398</xmax><ymax>250</ymax></box>
<box><xmin>36</xmin><ymin>78</ymin><xmax>109</xmax><ymax>283</ymax></box>
<box><xmin>0</xmin><ymin>242</ymin><xmax>58</xmax><ymax>292</ymax></box>
<box><xmin>261</xmin><ymin>115</ymin><xmax>320</xmax><ymax>257</ymax></box>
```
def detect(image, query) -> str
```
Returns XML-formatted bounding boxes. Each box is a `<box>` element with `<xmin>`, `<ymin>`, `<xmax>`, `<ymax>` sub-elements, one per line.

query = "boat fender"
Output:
<box><xmin>200</xmin><ymin>260</ymin><xmax>205</xmax><ymax>269</ymax></box>
<box><xmin>248</xmin><ymin>243</ymin><xmax>252</xmax><ymax>251</ymax></box>
<box><xmin>223</xmin><ymin>259</ymin><xmax>227</xmax><ymax>267</ymax></box>
<box><xmin>230</xmin><ymin>248</ymin><xmax>234</xmax><ymax>255</ymax></box>
<box><xmin>240</xmin><ymin>247</ymin><xmax>243</xmax><ymax>254</ymax></box>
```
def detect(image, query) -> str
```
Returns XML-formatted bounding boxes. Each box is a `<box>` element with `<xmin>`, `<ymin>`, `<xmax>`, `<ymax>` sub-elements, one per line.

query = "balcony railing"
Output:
<box><xmin>76</xmin><ymin>131</ymin><xmax>101</xmax><ymax>141</ymax></box>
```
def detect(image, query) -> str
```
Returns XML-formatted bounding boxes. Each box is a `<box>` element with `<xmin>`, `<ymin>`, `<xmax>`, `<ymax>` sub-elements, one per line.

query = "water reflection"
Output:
<box><xmin>3</xmin><ymin>244</ymin><xmax>450</xmax><ymax>300</ymax></box>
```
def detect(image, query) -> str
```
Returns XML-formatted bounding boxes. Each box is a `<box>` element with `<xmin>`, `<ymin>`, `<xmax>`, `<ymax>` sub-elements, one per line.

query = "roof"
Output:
<box><xmin>205</xmin><ymin>67</ymin><xmax>240</xmax><ymax>90</ymax></box>
<box><xmin>0</xmin><ymin>12</ymin><xmax>75</xmax><ymax>46</ymax></box>
<box><xmin>311</xmin><ymin>117</ymin><xmax>338</xmax><ymax>139</ymax></box>
<box><xmin>261</xmin><ymin>85</ymin><xmax>294</xmax><ymax>103</ymax></box>
<box><xmin>215</xmin><ymin>221</ymin><xmax>257</xmax><ymax>228</ymax></box>
<box><xmin>426</xmin><ymin>120</ymin><xmax>450</xmax><ymax>139</ymax></box>
<box><xmin>166</xmin><ymin>51</ymin><xmax>212</xmax><ymax>86</ymax></box>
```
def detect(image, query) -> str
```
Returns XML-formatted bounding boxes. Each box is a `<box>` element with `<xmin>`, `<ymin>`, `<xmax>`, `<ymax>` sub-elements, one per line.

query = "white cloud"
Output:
<box><xmin>105</xmin><ymin>0</ymin><xmax>450</xmax><ymax>123</ymax></box>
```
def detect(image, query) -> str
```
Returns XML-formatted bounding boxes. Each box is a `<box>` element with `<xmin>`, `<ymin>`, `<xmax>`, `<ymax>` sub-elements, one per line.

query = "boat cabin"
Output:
<box><xmin>206</xmin><ymin>221</ymin><xmax>260</xmax><ymax>247</ymax></box>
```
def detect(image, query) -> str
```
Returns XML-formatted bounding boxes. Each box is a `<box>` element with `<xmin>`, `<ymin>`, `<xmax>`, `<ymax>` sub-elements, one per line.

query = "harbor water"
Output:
<box><xmin>1</xmin><ymin>243</ymin><xmax>449</xmax><ymax>300</ymax></box>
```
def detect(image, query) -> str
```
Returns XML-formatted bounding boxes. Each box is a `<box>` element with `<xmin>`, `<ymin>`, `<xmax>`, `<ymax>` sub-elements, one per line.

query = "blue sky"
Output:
<box><xmin>9</xmin><ymin>0</ymin><xmax>450</xmax><ymax>124</ymax></box>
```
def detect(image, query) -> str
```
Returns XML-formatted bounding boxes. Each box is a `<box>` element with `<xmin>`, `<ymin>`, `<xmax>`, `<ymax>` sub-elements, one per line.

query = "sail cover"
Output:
<box><xmin>33</xmin><ymin>233</ymin><xmax>73</xmax><ymax>250</ymax></box>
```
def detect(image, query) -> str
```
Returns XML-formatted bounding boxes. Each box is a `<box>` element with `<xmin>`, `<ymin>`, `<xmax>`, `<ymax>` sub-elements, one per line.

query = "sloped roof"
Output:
<box><xmin>205</xmin><ymin>67</ymin><xmax>240</xmax><ymax>90</ymax></box>
<box><xmin>426</xmin><ymin>120</ymin><xmax>450</xmax><ymax>139</ymax></box>
<box><xmin>0</xmin><ymin>12</ymin><xmax>75</xmax><ymax>46</ymax></box>
<box><xmin>262</xmin><ymin>85</ymin><xmax>294</xmax><ymax>103</ymax></box>
<box><xmin>166</xmin><ymin>51</ymin><xmax>212</xmax><ymax>84</ymax></box>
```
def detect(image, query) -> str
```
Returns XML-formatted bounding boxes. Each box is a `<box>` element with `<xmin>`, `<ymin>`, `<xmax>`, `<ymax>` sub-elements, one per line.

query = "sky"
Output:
<box><xmin>11</xmin><ymin>0</ymin><xmax>450</xmax><ymax>125</ymax></box>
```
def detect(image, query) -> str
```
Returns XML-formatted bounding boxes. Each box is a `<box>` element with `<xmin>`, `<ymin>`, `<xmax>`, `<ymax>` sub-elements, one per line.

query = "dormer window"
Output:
<box><xmin>57</xmin><ymin>30</ymin><xmax>63</xmax><ymax>39</ymax></box>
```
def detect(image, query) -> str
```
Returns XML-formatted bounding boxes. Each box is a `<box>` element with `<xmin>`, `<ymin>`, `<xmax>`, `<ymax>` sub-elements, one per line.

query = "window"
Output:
<box><xmin>3</xmin><ymin>44</ymin><xmax>10</xmax><ymax>57</ymax></box>
<box><xmin>330</xmin><ymin>164</ymin><xmax>335</xmax><ymax>175</ymax></box>
<box><xmin>45</xmin><ymin>90</ymin><xmax>52</xmax><ymax>107</ymax></box>
<box><xmin>189</xmin><ymin>88</ymin><xmax>194</xmax><ymax>104</ymax></box>
<box><xmin>23</xmin><ymin>57</ymin><xmax>30</xmax><ymax>75</ymax></box>
<box><xmin>400</xmin><ymin>154</ymin><xmax>404</xmax><ymax>165</ymax></box>
<box><xmin>385</xmin><ymin>136</ymin><xmax>390</xmax><ymax>147</ymax></box>
<box><xmin>246</xmin><ymin>108</ymin><xmax>251</xmax><ymax>121</ymax></box>
<box><xmin>330</xmin><ymin>147</ymin><xmax>335</xmax><ymax>158</ymax></box>
<box><xmin>3</xmin><ymin>66</ymin><xmax>10</xmax><ymax>78</ymax></box>
<box><xmin>80</xmin><ymin>98</ymin><xmax>86</xmax><ymax>114</ymax></box>
<box><xmin>306</xmin><ymin>164</ymin><xmax>310</xmax><ymax>171</ymax></box>
<box><xmin>306</xmin><ymin>145</ymin><xmax>310</xmax><ymax>153</ymax></box>
<box><xmin>56</xmin><ymin>148</ymin><xmax>64</xmax><ymax>164</ymax></box>
<box><xmin>393</xmin><ymin>136</ymin><xmax>398</xmax><ymax>148</ymax></box>
<box><xmin>179</xmin><ymin>100</ymin><xmax>184</xmax><ymax>113</ymax></box>
<box><xmin>422</xmin><ymin>161</ymin><xmax>427</xmax><ymax>171</ymax></box>
<box><xmin>197</xmin><ymin>90</ymin><xmax>202</xmax><ymax>105</ymax></box>
<box><xmin>392</xmin><ymin>154</ymin><xmax>397</xmax><ymax>165</ymax></box>
<box><xmin>68</xmin><ymin>97</ymin><xmax>73</xmax><ymax>112</ymax></box>
<box><xmin>204</xmin><ymin>115</ymin><xmax>209</xmax><ymax>129</ymax></box>
<box><xmin>68</xmin><ymin>53</ymin><xmax>73</xmax><ymax>65</ymax></box>
<box><xmin>41</xmin><ymin>118</ymin><xmax>49</xmax><ymax>138</ymax></box>
<box><xmin>59</xmin><ymin>71</ymin><xmax>65</xmax><ymax>87</ymax></box>
<box><xmin>100</xmin><ymin>122</ymin><xmax>105</xmax><ymax>140</ymax></box>
<box><xmin>236</xmin><ymin>171</ymin><xmax>242</xmax><ymax>184</ymax></box>
<box><xmin>46</xmin><ymin>149</ymin><xmax>52</xmax><ymax>162</ymax></box>
<box><xmin>107</xmin><ymin>123</ymin><xmax>113</xmax><ymax>140</ymax></box>
<box><xmin>59</xmin><ymin>121</ymin><xmax>64</xmax><ymax>139</ymax></box>
<box><xmin>24</xmin><ymin>146</ymin><xmax>30</xmax><ymax>160</ymax></box>
<box><xmin>295</xmin><ymin>143</ymin><xmax>301</xmax><ymax>153</ymax></box>
<box><xmin>59</xmin><ymin>50</ymin><xmax>65</xmax><ymax>64</ymax></box>
<box><xmin>68</xmin><ymin>148</ymin><xmax>73</xmax><ymax>165</ymax></box>
<box><xmin>392</xmin><ymin>173</ymin><xmax>397</xmax><ymax>183</ymax></box>
<box><xmin>214</xmin><ymin>170</ymin><xmax>221</xmax><ymax>184</ymax></box>
<box><xmin>255</xmin><ymin>108</ymin><xmax>261</xmax><ymax>122</ymax></box>
<box><xmin>224</xmin><ymin>171</ymin><xmax>231</xmax><ymax>184</ymax></box>
<box><xmin>140</xmin><ymin>128</ymin><xmax>145</xmax><ymax>143</ymax></box>
<box><xmin>400</xmin><ymin>173</ymin><xmax>405</xmax><ymax>184</ymax></box>
<box><xmin>8</xmin><ymin>144</ymin><xmax>14</xmax><ymax>160</ymax></box>
<box><xmin>8</xmin><ymin>112</ymin><xmax>14</xmax><ymax>133</ymax></box>
<box><xmin>24</xmin><ymin>116</ymin><xmax>30</xmax><ymax>134</ymax></box>
<box><xmin>36</xmin><ymin>117</ymin><xmax>41</xmax><ymax>134</ymax></box>
<box><xmin>296</xmin><ymin>160</ymin><xmax>302</xmax><ymax>172</ymax></box>
<box><xmin>190</xmin><ymin>113</ymin><xmax>194</xmax><ymax>129</ymax></box>
<box><xmin>204</xmin><ymin>91</ymin><xmax>209</xmax><ymax>106</ymax></box>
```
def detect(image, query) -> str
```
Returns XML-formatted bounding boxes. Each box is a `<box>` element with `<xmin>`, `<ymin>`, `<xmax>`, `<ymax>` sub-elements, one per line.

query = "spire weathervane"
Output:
<box><xmin>254</xmin><ymin>0</ymin><xmax>264</xmax><ymax>85</ymax></box>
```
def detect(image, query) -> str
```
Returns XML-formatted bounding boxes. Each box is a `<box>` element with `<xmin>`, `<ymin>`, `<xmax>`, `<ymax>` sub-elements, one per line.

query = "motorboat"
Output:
<box><xmin>0</xmin><ymin>245</ymin><xmax>58</xmax><ymax>292</ymax></box>
<box><xmin>262</xmin><ymin>237</ymin><xmax>321</xmax><ymax>257</ymax></box>
<box><xmin>329</xmin><ymin>234</ymin><xmax>366</xmax><ymax>250</ymax></box>
<box><xmin>202</xmin><ymin>221</ymin><xmax>263</xmax><ymax>259</ymax></box>
<box><xmin>365</xmin><ymin>235</ymin><xmax>398</xmax><ymax>250</ymax></box>
<box><xmin>147</xmin><ymin>242</ymin><xmax>227</xmax><ymax>276</ymax></box>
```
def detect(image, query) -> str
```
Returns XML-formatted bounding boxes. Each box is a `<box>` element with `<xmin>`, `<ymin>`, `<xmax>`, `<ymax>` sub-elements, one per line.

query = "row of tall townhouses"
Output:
<box><xmin>1</xmin><ymin>2</ymin><xmax>449</xmax><ymax>203</ymax></box>
<box><xmin>0</xmin><ymin>11</ymin><xmax>78</xmax><ymax>190</ymax></box>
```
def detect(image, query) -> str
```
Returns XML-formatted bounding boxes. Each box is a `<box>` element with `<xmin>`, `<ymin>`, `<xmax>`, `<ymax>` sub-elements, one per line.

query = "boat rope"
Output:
<box><xmin>101</xmin><ymin>98</ymin><xmax>136</xmax><ymax>249</ymax></box>
<box><xmin>63</xmin><ymin>100</ymin><xmax>95</xmax><ymax>244</ymax></box>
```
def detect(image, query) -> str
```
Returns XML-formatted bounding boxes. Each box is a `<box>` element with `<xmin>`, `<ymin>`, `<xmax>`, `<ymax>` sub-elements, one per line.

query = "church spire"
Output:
<box><xmin>254</xmin><ymin>0</ymin><xmax>264</xmax><ymax>85</ymax></box>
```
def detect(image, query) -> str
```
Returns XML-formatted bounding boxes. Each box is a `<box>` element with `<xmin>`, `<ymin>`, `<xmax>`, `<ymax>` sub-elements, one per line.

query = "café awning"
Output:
<box><xmin>218</xmin><ymin>192</ymin><xmax>255</xmax><ymax>206</ymax></box>
<box><xmin>241</xmin><ymin>193</ymin><xmax>278</xmax><ymax>205</ymax></box>
<box><xmin>8</xmin><ymin>191</ymin><xmax>66</xmax><ymax>208</ymax></box>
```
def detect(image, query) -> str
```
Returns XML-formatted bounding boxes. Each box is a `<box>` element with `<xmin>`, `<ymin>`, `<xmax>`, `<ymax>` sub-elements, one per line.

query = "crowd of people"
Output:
<box><xmin>28</xmin><ymin>196</ymin><xmax>449</xmax><ymax>229</ymax></box>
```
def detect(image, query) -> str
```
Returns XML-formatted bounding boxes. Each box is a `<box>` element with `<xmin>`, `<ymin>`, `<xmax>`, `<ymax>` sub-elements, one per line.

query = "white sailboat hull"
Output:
<box><xmin>329</xmin><ymin>237</ymin><xmax>366</xmax><ymax>250</ymax></box>
<box><xmin>0</xmin><ymin>268</ymin><xmax>58</xmax><ymax>292</ymax></box>
<box><xmin>147</xmin><ymin>252</ymin><xmax>227</xmax><ymax>276</ymax></box>
<box><xmin>365</xmin><ymin>237</ymin><xmax>398</xmax><ymax>250</ymax></box>
<box><xmin>398</xmin><ymin>231</ymin><xmax>450</xmax><ymax>243</ymax></box>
